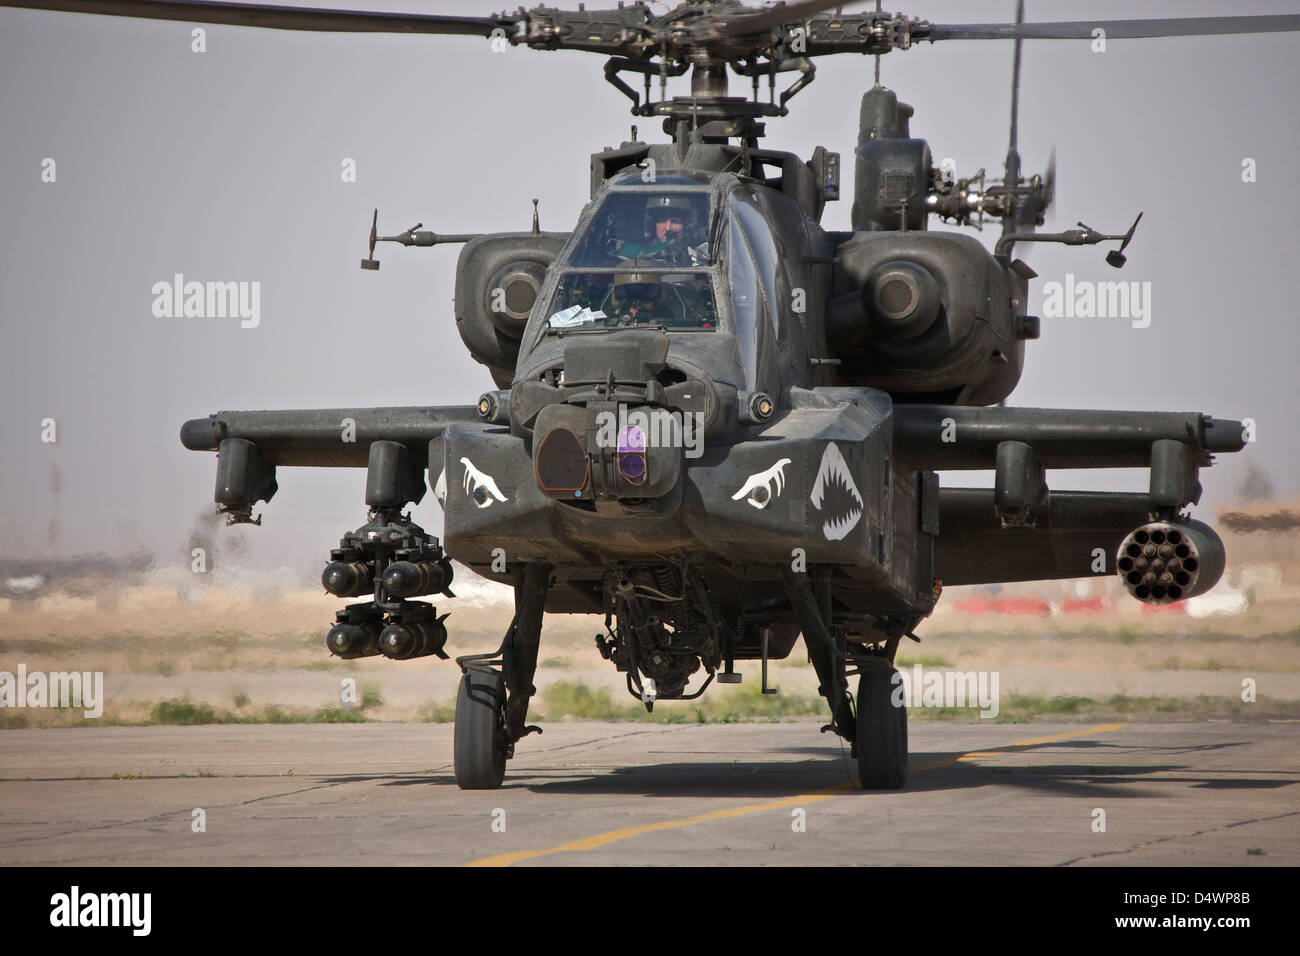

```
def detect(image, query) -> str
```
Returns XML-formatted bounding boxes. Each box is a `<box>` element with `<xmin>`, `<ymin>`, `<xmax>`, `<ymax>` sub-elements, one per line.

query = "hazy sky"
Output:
<box><xmin>1</xmin><ymin>0</ymin><xmax>1297</xmax><ymax>576</ymax></box>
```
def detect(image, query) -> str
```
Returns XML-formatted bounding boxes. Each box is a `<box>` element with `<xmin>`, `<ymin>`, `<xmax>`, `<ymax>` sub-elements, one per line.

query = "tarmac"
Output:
<box><xmin>1</xmin><ymin>720</ymin><xmax>1297</xmax><ymax>866</ymax></box>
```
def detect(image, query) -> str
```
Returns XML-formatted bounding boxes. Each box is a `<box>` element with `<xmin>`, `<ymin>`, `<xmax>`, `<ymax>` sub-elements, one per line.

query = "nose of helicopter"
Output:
<box><xmin>529</xmin><ymin>331</ymin><xmax>702</xmax><ymax>510</ymax></box>
<box><xmin>532</xmin><ymin>400</ymin><xmax>686</xmax><ymax>507</ymax></box>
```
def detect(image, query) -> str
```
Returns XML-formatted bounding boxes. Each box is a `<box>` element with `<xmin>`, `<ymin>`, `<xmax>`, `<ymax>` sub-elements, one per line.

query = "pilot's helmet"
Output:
<box><xmin>643</xmin><ymin>195</ymin><xmax>696</xmax><ymax>235</ymax></box>
<box><xmin>612</xmin><ymin>272</ymin><xmax>662</xmax><ymax>307</ymax></box>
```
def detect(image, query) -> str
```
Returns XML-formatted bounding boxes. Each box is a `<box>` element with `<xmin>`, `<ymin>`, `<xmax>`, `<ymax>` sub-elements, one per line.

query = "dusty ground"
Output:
<box><xmin>1</xmin><ymin>558</ymin><xmax>1298</xmax><ymax>725</ymax></box>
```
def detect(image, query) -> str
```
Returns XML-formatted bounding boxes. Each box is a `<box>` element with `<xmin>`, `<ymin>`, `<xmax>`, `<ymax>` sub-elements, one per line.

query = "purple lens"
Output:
<box><xmin>617</xmin><ymin>426</ymin><xmax>647</xmax><ymax>484</ymax></box>
<box><xmin>619</xmin><ymin>452</ymin><xmax>647</xmax><ymax>485</ymax></box>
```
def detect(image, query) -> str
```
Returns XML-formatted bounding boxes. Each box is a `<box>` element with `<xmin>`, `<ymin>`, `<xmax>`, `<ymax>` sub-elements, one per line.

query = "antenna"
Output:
<box><xmin>360</xmin><ymin>210</ymin><xmax>477</xmax><ymax>270</ymax></box>
<box><xmin>1105</xmin><ymin>212</ymin><xmax>1144</xmax><ymax>268</ymax></box>
<box><xmin>361</xmin><ymin>209</ymin><xmax>380</xmax><ymax>270</ymax></box>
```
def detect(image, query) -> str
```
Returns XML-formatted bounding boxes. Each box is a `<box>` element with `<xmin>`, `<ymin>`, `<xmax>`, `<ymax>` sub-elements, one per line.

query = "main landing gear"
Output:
<box><xmin>453</xmin><ymin>669</ymin><xmax>508</xmax><ymax>789</ymax></box>
<box><xmin>453</xmin><ymin>563</ymin><xmax>550</xmax><ymax>790</ymax></box>
<box><xmin>852</xmin><ymin>658</ymin><xmax>908</xmax><ymax>790</ymax></box>
<box><xmin>784</xmin><ymin>569</ymin><xmax>908</xmax><ymax>790</ymax></box>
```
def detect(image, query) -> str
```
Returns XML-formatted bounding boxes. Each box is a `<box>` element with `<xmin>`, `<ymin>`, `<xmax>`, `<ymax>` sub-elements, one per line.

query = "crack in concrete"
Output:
<box><xmin>1056</xmin><ymin>808</ymin><xmax>1300</xmax><ymax>865</ymax></box>
<box><xmin>0</xmin><ymin>777</ymin><xmax>368</xmax><ymax>848</ymax></box>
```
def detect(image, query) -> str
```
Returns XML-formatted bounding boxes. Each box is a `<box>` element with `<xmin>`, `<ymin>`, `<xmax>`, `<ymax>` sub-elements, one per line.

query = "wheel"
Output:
<box><xmin>454</xmin><ymin>669</ymin><xmax>507</xmax><ymax>790</ymax></box>
<box><xmin>855</xmin><ymin>664</ymin><xmax>908</xmax><ymax>790</ymax></box>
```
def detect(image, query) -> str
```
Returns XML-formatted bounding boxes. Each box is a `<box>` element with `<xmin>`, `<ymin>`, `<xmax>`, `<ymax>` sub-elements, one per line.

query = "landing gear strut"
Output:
<box><xmin>784</xmin><ymin>569</ymin><xmax>856</xmax><ymax>745</ymax></box>
<box><xmin>785</xmin><ymin>568</ymin><xmax>908</xmax><ymax>790</ymax></box>
<box><xmin>453</xmin><ymin>563</ymin><xmax>551</xmax><ymax>790</ymax></box>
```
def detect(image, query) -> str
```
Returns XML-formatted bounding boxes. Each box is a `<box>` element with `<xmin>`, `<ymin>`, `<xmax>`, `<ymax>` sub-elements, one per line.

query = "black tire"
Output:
<box><xmin>856</xmin><ymin>665</ymin><xmax>908</xmax><ymax>790</ymax></box>
<box><xmin>454</xmin><ymin>669</ymin><xmax>507</xmax><ymax>790</ymax></box>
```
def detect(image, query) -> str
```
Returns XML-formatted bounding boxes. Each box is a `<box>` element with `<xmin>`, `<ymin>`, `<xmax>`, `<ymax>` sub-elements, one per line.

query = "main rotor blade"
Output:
<box><xmin>928</xmin><ymin>15</ymin><xmax>1300</xmax><ymax>41</ymax></box>
<box><xmin>700</xmin><ymin>0</ymin><xmax>863</xmax><ymax>36</ymax></box>
<box><xmin>0</xmin><ymin>0</ymin><xmax>511</xmax><ymax>35</ymax></box>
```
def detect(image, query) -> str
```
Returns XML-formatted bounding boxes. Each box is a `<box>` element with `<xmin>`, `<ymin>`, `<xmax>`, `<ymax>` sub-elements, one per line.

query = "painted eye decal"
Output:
<box><xmin>732</xmin><ymin>458</ymin><xmax>792</xmax><ymax>510</ymax></box>
<box><xmin>460</xmin><ymin>457</ymin><xmax>508</xmax><ymax>509</ymax></box>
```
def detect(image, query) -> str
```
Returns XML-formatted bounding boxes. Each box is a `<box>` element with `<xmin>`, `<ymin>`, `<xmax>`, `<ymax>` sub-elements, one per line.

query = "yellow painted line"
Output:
<box><xmin>911</xmin><ymin>722</ymin><xmax>1130</xmax><ymax>772</ymax></box>
<box><xmin>467</xmin><ymin>785</ymin><xmax>852</xmax><ymax>867</ymax></box>
<box><xmin>467</xmin><ymin>722</ymin><xmax>1129</xmax><ymax>867</ymax></box>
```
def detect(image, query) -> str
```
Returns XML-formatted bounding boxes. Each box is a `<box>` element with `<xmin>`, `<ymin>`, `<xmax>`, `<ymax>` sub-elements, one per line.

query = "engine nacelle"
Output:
<box><xmin>828</xmin><ymin>231</ymin><xmax>1025</xmax><ymax>404</ymax></box>
<box><xmin>1116</xmin><ymin>519</ymin><xmax>1226</xmax><ymax>605</ymax></box>
<box><xmin>454</xmin><ymin>233</ymin><xmax>568</xmax><ymax>388</ymax></box>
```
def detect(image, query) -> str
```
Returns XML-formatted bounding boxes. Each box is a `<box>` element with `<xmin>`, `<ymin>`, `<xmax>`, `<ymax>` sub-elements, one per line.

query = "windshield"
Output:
<box><xmin>545</xmin><ymin>271</ymin><xmax>717</xmax><ymax>331</ymax></box>
<box><xmin>569</xmin><ymin>190</ymin><xmax>713</xmax><ymax>268</ymax></box>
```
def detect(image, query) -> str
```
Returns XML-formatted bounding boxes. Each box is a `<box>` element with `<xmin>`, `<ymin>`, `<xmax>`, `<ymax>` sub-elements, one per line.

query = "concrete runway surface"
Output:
<box><xmin>1</xmin><ymin>721</ymin><xmax>1297</xmax><ymax>866</ymax></box>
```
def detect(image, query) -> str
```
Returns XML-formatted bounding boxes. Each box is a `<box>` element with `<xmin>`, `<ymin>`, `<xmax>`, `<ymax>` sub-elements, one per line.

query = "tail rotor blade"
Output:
<box><xmin>1041</xmin><ymin>148</ymin><xmax>1056</xmax><ymax>214</ymax></box>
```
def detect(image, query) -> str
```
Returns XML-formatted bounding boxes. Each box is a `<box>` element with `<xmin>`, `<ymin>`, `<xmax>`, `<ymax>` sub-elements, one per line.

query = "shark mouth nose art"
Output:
<box><xmin>810</xmin><ymin>443</ymin><xmax>863</xmax><ymax>541</ymax></box>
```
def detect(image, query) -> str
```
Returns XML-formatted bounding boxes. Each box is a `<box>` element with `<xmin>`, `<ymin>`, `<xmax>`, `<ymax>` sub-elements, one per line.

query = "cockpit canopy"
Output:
<box><xmin>547</xmin><ymin>270</ymin><xmax>717</xmax><ymax>331</ymax></box>
<box><xmin>569</xmin><ymin>187</ymin><xmax>714</xmax><ymax>269</ymax></box>
<box><xmin>542</xmin><ymin>179</ymin><xmax>720</xmax><ymax>334</ymax></box>
<box><xmin>523</xmin><ymin>172</ymin><xmax>795</xmax><ymax>395</ymax></box>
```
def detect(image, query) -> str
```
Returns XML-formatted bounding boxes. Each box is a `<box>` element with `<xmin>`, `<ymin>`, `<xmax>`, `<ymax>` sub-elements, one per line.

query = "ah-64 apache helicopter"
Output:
<box><xmin>9</xmin><ymin>0</ymin><xmax>1294</xmax><ymax>790</ymax></box>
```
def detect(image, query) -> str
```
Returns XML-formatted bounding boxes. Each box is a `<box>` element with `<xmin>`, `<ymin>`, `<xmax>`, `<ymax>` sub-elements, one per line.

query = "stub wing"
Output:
<box><xmin>893</xmin><ymin>404</ymin><xmax>1247</xmax><ymax>601</ymax></box>
<box><xmin>180</xmin><ymin>405</ymin><xmax>478</xmax><ymax>522</ymax></box>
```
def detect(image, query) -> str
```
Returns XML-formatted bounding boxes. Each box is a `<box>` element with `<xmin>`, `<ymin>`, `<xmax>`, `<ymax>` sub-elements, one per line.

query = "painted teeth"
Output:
<box><xmin>811</xmin><ymin>442</ymin><xmax>863</xmax><ymax>541</ymax></box>
<box><xmin>811</xmin><ymin>443</ymin><xmax>863</xmax><ymax>509</ymax></box>
<box><xmin>822</xmin><ymin>510</ymin><xmax>863</xmax><ymax>541</ymax></box>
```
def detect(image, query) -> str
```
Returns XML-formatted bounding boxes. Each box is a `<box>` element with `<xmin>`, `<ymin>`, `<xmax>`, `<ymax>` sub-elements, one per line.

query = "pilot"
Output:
<box><xmin>618</xmin><ymin>196</ymin><xmax>705</xmax><ymax>265</ymax></box>
<box><xmin>608</xmin><ymin>273</ymin><xmax>679</xmax><ymax>326</ymax></box>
